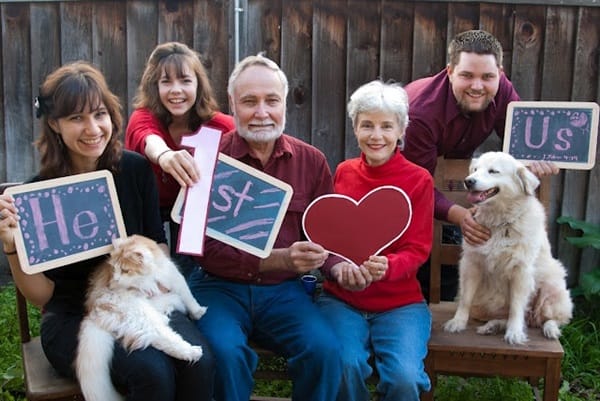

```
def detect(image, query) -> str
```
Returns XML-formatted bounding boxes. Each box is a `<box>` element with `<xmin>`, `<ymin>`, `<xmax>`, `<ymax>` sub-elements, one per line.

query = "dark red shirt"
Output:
<box><xmin>125</xmin><ymin>108</ymin><xmax>235</xmax><ymax>209</ymax></box>
<box><xmin>196</xmin><ymin>131</ymin><xmax>335</xmax><ymax>284</ymax></box>
<box><xmin>402</xmin><ymin>69</ymin><xmax>520</xmax><ymax>220</ymax></box>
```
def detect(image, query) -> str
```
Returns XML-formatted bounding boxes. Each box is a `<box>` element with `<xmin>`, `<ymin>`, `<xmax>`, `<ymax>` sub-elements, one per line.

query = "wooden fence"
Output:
<box><xmin>0</xmin><ymin>0</ymin><xmax>599</xmax><ymax>285</ymax></box>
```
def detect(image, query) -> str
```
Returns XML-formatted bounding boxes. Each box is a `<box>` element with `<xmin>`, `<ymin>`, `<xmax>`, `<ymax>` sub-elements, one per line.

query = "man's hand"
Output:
<box><xmin>284</xmin><ymin>241</ymin><xmax>329</xmax><ymax>273</ymax></box>
<box><xmin>448</xmin><ymin>204</ymin><xmax>490</xmax><ymax>246</ymax></box>
<box><xmin>527</xmin><ymin>161</ymin><xmax>559</xmax><ymax>178</ymax></box>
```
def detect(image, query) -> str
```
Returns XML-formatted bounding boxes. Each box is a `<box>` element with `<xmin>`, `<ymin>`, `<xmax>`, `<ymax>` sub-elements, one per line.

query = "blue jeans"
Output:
<box><xmin>188</xmin><ymin>270</ymin><xmax>342</xmax><ymax>401</ymax></box>
<box><xmin>317</xmin><ymin>292</ymin><xmax>431</xmax><ymax>401</ymax></box>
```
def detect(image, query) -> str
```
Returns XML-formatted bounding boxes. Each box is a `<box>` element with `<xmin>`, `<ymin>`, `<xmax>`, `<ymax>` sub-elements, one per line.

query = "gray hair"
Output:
<box><xmin>347</xmin><ymin>80</ymin><xmax>409</xmax><ymax>130</ymax></box>
<box><xmin>227</xmin><ymin>53</ymin><xmax>289</xmax><ymax>98</ymax></box>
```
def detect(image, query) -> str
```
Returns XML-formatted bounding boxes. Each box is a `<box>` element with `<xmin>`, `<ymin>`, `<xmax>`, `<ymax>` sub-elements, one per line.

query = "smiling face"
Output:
<box><xmin>158</xmin><ymin>63</ymin><xmax>198</xmax><ymax>119</ymax></box>
<box><xmin>448</xmin><ymin>52</ymin><xmax>501</xmax><ymax>113</ymax></box>
<box><xmin>48</xmin><ymin>101</ymin><xmax>113</xmax><ymax>172</ymax></box>
<box><xmin>354</xmin><ymin>110</ymin><xmax>402</xmax><ymax>167</ymax></box>
<box><xmin>229</xmin><ymin>65</ymin><xmax>286</xmax><ymax>143</ymax></box>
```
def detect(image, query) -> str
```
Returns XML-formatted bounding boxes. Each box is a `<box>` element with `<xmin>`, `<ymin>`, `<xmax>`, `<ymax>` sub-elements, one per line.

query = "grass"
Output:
<box><xmin>0</xmin><ymin>283</ymin><xmax>598</xmax><ymax>401</ymax></box>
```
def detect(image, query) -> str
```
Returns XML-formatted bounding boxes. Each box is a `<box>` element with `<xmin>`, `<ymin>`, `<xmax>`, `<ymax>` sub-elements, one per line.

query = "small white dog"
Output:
<box><xmin>443</xmin><ymin>152</ymin><xmax>573</xmax><ymax>344</ymax></box>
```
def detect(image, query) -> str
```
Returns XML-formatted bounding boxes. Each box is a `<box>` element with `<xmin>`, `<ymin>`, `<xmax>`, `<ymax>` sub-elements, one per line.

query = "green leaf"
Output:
<box><xmin>557</xmin><ymin>216</ymin><xmax>600</xmax><ymax>236</ymax></box>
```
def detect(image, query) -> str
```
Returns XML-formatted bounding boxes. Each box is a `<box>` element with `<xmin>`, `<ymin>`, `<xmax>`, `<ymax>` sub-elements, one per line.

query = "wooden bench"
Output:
<box><xmin>7</xmin><ymin>171</ymin><xmax>565</xmax><ymax>401</ymax></box>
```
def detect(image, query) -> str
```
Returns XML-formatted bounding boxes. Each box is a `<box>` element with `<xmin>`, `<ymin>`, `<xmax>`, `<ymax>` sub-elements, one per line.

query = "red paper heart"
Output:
<box><xmin>302</xmin><ymin>186</ymin><xmax>412</xmax><ymax>267</ymax></box>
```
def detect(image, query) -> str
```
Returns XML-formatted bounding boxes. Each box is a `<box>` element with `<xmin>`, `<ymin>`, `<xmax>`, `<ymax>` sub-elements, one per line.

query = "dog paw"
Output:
<box><xmin>476</xmin><ymin>320</ymin><xmax>503</xmax><ymax>335</ymax></box>
<box><xmin>504</xmin><ymin>329</ymin><xmax>528</xmax><ymax>344</ymax></box>
<box><xmin>443</xmin><ymin>318</ymin><xmax>467</xmax><ymax>333</ymax></box>
<box><xmin>185</xmin><ymin>346</ymin><xmax>204</xmax><ymax>362</ymax></box>
<box><xmin>189</xmin><ymin>305</ymin><xmax>207</xmax><ymax>320</ymax></box>
<box><xmin>543</xmin><ymin>320</ymin><xmax>561</xmax><ymax>339</ymax></box>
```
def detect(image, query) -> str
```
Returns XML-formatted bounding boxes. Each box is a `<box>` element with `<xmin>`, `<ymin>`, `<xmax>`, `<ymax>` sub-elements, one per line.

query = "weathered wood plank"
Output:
<box><xmin>1</xmin><ymin>4</ymin><xmax>35</xmax><ymax>182</ymax></box>
<box><xmin>379</xmin><ymin>0</ymin><xmax>413</xmax><ymax>85</ymax></box>
<box><xmin>193</xmin><ymin>0</ymin><xmax>231</xmax><ymax>112</ymax></box>
<box><xmin>480</xmin><ymin>3</ymin><xmax>516</xmax><ymax>78</ymax></box>
<box><xmin>447</xmin><ymin>2</ymin><xmax>478</xmax><ymax>40</ymax></box>
<box><xmin>60</xmin><ymin>1</ymin><xmax>92</xmax><ymax>63</ymax></box>
<box><xmin>157</xmin><ymin>0</ymin><xmax>194</xmax><ymax>45</ymax></box>
<box><xmin>511</xmin><ymin>5</ymin><xmax>545</xmax><ymax>101</ymax></box>
<box><xmin>412</xmin><ymin>2</ymin><xmax>447</xmax><ymax>80</ymax></box>
<box><xmin>92</xmin><ymin>1</ymin><xmax>127</xmax><ymax>109</ymax></box>
<box><xmin>280</xmin><ymin>0</ymin><xmax>312</xmax><ymax>143</ymax></box>
<box><xmin>126</xmin><ymin>1</ymin><xmax>158</xmax><ymax>118</ymax></box>
<box><xmin>540</xmin><ymin>6</ymin><xmax>579</xmax><ymax>281</ymax></box>
<box><xmin>311</xmin><ymin>0</ymin><xmax>347</xmax><ymax>170</ymax></box>
<box><xmin>246</xmin><ymin>0</ymin><xmax>281</xmax><ymax>63</ymax></box>
<box><xmin>30</xmin><ymin>3</ymin><xmax>60</xmax><ymax>176</ymax></box>
<box><xmin>345</xmin><ymin>0</ymin><xmax>381</xmax><ymax>160</ymax></box>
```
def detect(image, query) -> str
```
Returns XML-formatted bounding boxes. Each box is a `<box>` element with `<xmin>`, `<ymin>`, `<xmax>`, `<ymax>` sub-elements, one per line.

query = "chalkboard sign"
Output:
<box><xmin>503</xmin><ymin>101</ymin><xmax>599</xmax><ymax>169</ymax></box>
<box><xmin>5</xmin><ymin>171</ymin><xmax>126</xmax><ymax>274</ymax></box>
<box><xmin>172</xmin><ymin>153</ymin><xmax>294</xmax><ymax>258</ymax></box>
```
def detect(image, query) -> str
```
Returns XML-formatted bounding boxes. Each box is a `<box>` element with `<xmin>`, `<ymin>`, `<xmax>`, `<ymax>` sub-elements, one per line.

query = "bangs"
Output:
<box><xmin>52</xmin><ymin>75</ymin><xmax>104</xmax><ymax>118</ymax></box>
<box><xmin>159</xmin><ymin>54</ymin><xmax>190</xmax><ymax>79</ymax></box>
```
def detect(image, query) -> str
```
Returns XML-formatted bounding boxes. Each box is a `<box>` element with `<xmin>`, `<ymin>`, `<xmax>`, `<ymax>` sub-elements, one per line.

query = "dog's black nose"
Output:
<box><xmin>464</xmin><ymin>178</ymin><xmax>475</xmax><ymax>189</ymax></box>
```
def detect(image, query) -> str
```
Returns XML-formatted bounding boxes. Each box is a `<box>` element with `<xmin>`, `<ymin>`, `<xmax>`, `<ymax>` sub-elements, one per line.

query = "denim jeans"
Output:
<box><xmin>317</xmin><ymin>292</ymin><xmax>431</xmax><ymax>401</ymax></box>
<box><xmin>188</xmin><ymin>270</ymin><xmax>342</xmax><ymax>401</ymax></box>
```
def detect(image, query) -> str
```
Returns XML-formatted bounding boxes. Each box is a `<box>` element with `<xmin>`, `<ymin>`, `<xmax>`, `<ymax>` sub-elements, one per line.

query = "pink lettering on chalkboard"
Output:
<box><xmin>29</xmin><ymin>195</ymin><xmax>69</xmax><ymax>250</ymax></box>
<box><xmin>212</xmin><ymin>182</ymin><xmax>255</xmax><ymax>218</ymax></box>
<box><xmin>72</xmin><ymin>211</ymin><xmax>99</xmax><ymax>238</ymax></box>
<box><xmin>554</xmin><ymin>129</ymin><xmax>573</xmax><ymax>151</ymax></box>
<box><xmin>524</xmin><ymin>116</ymin><xmax>549</xmax><ymax>149</ymax></box>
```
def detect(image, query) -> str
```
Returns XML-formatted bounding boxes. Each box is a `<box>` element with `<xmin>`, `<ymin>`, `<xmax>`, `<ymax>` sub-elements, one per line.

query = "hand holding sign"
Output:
<box><xmin>173</xmin><ymin>153</ymin><xmax>294</xmax><ymax>258</ymax></box>
<box><xmin>5</xmin><ymin>171</ymin><xmax>126</xmax><ymax>274</ymax></box>
<box><xmin>503</xmin><ymin>101</ymin><xmax>599</xmax><ymax>169</ymax></box>
<box><xmin>302</xmin><ymin>186</ymin><xmax>412</xmax><ymax>267</ymax></box>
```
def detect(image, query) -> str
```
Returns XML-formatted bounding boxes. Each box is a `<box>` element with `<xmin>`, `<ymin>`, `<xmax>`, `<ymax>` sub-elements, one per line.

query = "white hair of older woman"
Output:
<box><xmin>347</xmin><ymin>80</ymin><xmax>409</xmax><ymax>131</ymax></box>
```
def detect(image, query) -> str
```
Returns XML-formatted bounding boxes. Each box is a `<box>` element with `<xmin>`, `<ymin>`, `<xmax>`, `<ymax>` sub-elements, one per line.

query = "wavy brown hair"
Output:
<box><xmin>35</xmin><ymin>61</ymin><xmax>123</xmax><ymax>179</ymax></box>
<box><xmin>132</xmin><ymin>42</ymin><xmax>219</xmax><ymax>130</ymax></box>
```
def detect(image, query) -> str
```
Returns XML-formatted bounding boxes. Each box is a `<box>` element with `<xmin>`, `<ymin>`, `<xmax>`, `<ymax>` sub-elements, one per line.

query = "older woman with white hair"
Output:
<box><xmin>318</xmin><ymin>80</ymin><xmax>434</xmax><ymax>401</ymax></box>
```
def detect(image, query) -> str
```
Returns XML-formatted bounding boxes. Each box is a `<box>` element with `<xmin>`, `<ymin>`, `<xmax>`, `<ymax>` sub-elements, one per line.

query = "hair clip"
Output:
<box><xmin>34</xmin><ymin>96</ymin><xmax>48</xmax><ymax>119</ymax></box>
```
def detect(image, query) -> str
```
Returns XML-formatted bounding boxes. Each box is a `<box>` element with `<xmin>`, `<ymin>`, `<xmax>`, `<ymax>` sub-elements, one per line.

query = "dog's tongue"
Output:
<box><xmin>467</xmin><ymin>191</ymin><xmax>486</xmax><ymax>204</ymax></box>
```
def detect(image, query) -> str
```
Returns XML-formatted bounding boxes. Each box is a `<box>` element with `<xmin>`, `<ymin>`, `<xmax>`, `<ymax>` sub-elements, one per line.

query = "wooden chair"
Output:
<box><xmin>15</xmin><ymin>288</ymin><xmax>84</xmax><ymax>401</ymax></box>
<box><xmin>422</xmin><ymin>158</ymin><xmax>564</xmax><ymax>401</ymax></box>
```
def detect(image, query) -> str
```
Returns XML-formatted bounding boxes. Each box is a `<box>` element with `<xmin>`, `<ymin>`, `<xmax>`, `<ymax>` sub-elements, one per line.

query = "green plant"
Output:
<box><xmin>556</xmin><ymin>216</ymin><xmax>600</xmax><ymax>301</ymax></box>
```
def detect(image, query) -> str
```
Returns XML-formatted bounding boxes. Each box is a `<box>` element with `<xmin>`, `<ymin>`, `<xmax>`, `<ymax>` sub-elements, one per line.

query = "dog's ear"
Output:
<box><xmin>517</xmin><ymin>166</ymin><xmax>540</xmax><ymax>195</ymax></box>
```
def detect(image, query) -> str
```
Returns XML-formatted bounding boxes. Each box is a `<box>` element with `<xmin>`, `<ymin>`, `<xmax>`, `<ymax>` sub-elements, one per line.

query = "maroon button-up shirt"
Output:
<box><xmin>195</xmin><ymin>131</ymin><xmax>335</xmax><ymax>284</ymax></box>
<box><xmin>402</xmin><ymin>69</ymin><xmax>520</xmax><ymax>220</ymax></box>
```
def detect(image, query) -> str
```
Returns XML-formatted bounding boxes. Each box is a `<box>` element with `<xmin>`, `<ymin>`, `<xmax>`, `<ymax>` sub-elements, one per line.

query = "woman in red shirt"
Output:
<box><xmin>318</xmin><ymin>80</ymin><xmax>434</xmax><ymax>401</ymax></box>
<box><xmin>126</xmin><ymin>42</ymin><xmax>235</xmax><ymax>276</ymax></box>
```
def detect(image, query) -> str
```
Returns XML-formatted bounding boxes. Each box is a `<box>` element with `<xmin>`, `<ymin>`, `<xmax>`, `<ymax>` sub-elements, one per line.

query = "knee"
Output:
<box><xmin>304</xmin><ymin>336</ymin><xmax>343</xmax><ymax>365</ymax></box>
<box><xmin>380</xmin><ymin>364</ymin><xmax>429</xmax><ymax>397</ymax></box>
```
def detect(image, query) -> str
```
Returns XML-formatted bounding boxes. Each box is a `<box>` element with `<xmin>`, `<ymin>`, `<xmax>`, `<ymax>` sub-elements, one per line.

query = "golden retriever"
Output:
<box><xmin>443</xmin><ymin>152</ymin><xmax>573</xmax><ymax>344</ymax></box>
